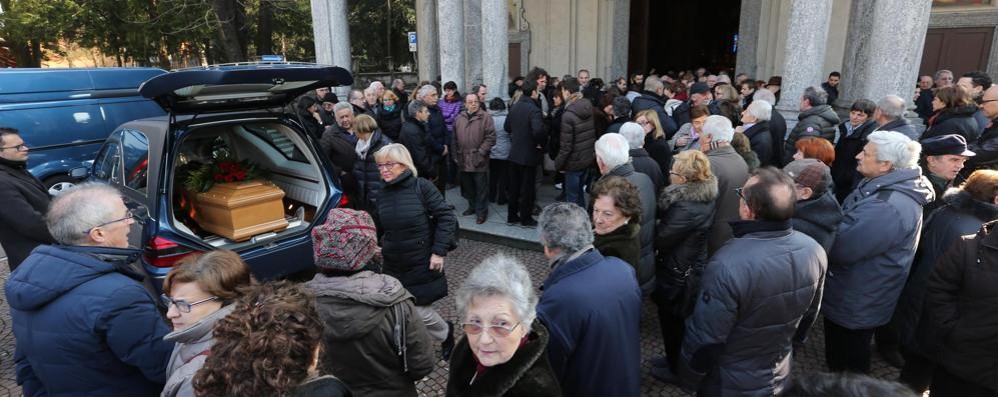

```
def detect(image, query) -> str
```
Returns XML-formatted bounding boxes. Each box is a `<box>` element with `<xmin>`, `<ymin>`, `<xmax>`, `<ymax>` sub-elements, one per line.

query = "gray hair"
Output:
<box><xmin>934</xmin><ymin>69</ymin><xmax>953</xmax><ymax>81</ymax></box>
<box><xmin>803</xmin><ymin>86</ymin><xmax>828</xmax><ymax>106</ymax></box>
<box><xmin>46</xmin><ymin>182</ymin><xmax>122</xmax><ymax>245</ymax></box>
<box><xmin>868</xmin><ymin>130</ymin><xmax>920</xmax><ymax>169</ymax></box>
<box><xmin>455</xmin><ymin>254</ymin><xmax>538</xmax><ymax>333</ymax></box>
<box><xmin>643</xmin><ymin>75</ymin><xmax>663</xmax><ymax>92</ymax></box>
<box><xmin>702</xmin><ymin>115</ymin><xmax>735</xmax><ymax>141</ymax></box>
<box><xmin>538</xmin><ymin>202</ymin><xmax>593</xmax><ymax>253</ymax></box>
<box><xmin>363</xmin><ymin>86</ymin><xmax>376</xmax><ymax>96</ymax></box>
<box><xmin>416</xmin><ymin>84</ymin><xmax>437</xmax><ymax>100</ymax></box>
<box><xmin>717</xmin><ymin>74</ymin><xmax>732</xmax><ymax>85</ymax></box>
<box><xmin>595</xmin><ymin>133</ymin><xmax>631</xmax><ymax>170</ymax></box>
<box><xmin>746</xmin><ymin>100</ymin><xmax>772</xmax><ymax>121</ymax></box>
<box><xmin>753</xmin><ymin>89</ymin><xmax>777</xmax><ymax>106</ymax></box>
<box><xmin>612</xmin><ymin>96</ymin><xmax>632</xmax><ymax>118</ymax></box>
<box><xmin>407</xmin><ymin>100</ymin><xmax>427</xmax><ymax>117</ymax></box>
<box><xmin>332</xmin><ymin>102</ymin><xmax>353</xmax><ymax>114</ymax></box>
<box><xmin>876</xmin><ymin>95</ymin><xmax>906</xmax><ymax>119</ymax></box>
<box><xmin>618</xmin><ymin>122</ymin><xmax>645</xmax><ymax>149</ymax></box>
<box><xmin>369</xmin><ymin>81</ymin><xmax>384</xmax><ymax>90</ymax></box>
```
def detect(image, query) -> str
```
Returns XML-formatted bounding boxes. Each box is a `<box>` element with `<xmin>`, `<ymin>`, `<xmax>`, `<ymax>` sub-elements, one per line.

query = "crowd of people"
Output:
<box><xmin>1</xmin><ymin>62</ymin><xmax>998</xmax><ymax>397</ymax></box>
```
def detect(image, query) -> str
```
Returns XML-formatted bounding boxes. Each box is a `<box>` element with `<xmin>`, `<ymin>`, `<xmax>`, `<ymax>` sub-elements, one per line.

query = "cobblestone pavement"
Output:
<box><xmin>0</xmin><ymin>241</ymin><xmax>901</xmax><ymax>396</ymax></box>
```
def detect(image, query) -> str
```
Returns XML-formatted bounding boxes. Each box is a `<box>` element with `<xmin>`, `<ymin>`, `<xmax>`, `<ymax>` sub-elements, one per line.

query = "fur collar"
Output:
<box><xmin>942</xmin><ymin>187</ymin><xmax>998</xmax><ymax>221</ymax></box>
<box><xmin>447</xmin><ymin>323</ymin><xmax>560</xmax><ymax>397</ymax></box>
<box><xmin>659</xmin><ymin>176</ymin><xmax>718</xmax><ymax>210</ymax></box>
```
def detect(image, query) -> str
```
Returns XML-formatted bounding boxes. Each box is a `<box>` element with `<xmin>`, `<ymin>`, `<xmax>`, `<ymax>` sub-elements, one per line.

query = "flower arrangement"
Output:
<box><xmin>184</xmin><ymin>158</ymin><xmax>263</xmax><ymax>193</ymax></box>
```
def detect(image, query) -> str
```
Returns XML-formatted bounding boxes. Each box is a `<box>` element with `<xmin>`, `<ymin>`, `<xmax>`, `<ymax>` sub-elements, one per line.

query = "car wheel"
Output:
<box><xmin>45</xmin><ymin>175</ymin><xmax>79</xmax><ymax>196</ymax></box>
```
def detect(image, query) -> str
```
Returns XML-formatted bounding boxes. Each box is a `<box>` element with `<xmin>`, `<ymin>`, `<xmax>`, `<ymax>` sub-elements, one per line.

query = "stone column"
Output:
<box><xmin>735</xmin><ymin>0</ymin><xmax>763</xmax><ymax>78</ymax></box>
<box><xmin>835</xmin><ymin>0</ymin><xmax>875</xmax><ymax>108</ymax></box>
<box><xmin>463</xmin><ymin>0</ymin><xmax>483</xmax><ymax>91</ymax></box>
<box><xmin>776</xmin><ymin>0</ymin><xmax>834</xmax><ymax>126</ymax></box>
<box><xmin>437</xmin><ymin>0</ymin><xmax>465</xmax><ymax>90</ymax></box>
<box><xmin>416</xmin><ymin>0</ymin><xmax>440</xmax><ymax>83</ymax></box>
<box><xmin>310</xmin><ymin>0</ymin><xmax>351</xmax><ymax>95</ymax></box>
<box><xmin>481</xmin><ymin>0</ymin><xmax>508</xmax><ymax>100</ymax></box>
<box><xmin>609</xmin><ymin>0</ymin><xmax>631</xmax><ymax>81</ymax></box>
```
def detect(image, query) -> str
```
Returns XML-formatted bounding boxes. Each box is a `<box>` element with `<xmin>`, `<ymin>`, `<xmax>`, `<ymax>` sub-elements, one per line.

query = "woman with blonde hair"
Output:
<box><xmin>635</xmin><ymin>109</ymin><xmax>673</xmax><ymax>176</ymax></box>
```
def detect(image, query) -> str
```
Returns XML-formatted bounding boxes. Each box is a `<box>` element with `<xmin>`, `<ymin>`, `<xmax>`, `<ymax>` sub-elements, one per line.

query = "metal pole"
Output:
<box><xmin>387</xmin><ymin>0</ymin><xmax>394</xmax><ymax>82</ymax></box>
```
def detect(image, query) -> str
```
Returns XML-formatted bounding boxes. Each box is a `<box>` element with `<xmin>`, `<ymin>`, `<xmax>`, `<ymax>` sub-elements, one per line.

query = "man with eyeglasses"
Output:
<box><xmin>0</xmin><ymin>127</ymin><xmax>55</xmax><ymax>271</ymax></box>
<box><xmin>6</xmin><ymin>182</ymin><xmax>172</xmax><ymax>396</ymax></box>
<box><xmin>966</xmin><ymin>84</ymin><xmax>998</xmax><ymax>174</ymax></box>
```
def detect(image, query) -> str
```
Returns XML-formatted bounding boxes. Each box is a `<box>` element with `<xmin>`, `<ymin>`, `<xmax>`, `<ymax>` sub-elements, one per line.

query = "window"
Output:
<box><xmin>120</xmin><ymin>129</ymin><xmax>150</xmax><ymax>193</ymax></box>
<box><xmin>244</xmin><ymin>124</ymin><xmax>308</xmax><ymax>162</ymax></box>
<box><xmin>93</xmin><ymin>141</ymin><xmax>122</xmax><ymax>184</ymax></box>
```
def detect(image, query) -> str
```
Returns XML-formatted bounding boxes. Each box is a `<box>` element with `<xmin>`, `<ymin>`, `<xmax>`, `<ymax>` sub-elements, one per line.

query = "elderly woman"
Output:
<box><xmin>792</xmin><ymin>136</ymin><xmax>836</xmax><ymax>166</ymax></box>
<box><xmin>305</xmin><ymin>208</ymin><xmax>434</xmax><ymax>397</ymax></box>
<box><xmin>671</xmin><ymin>104</ymin><xmax>710</xmax><ymax>152</ymax></box>
<box><xmin>193</xmin><ymin>281</ymin><xmax>352</xmax><ymax>397</ymax></box>
<box><xmin>447</xmin><ymin>254</ymin><xmax>561</xmax><ymax>396</ymax></box>
<box><xmin>351</xmin><ymin>114</ymin><xmax>393</xmax><ymax>215</ymax></box>
<box><xmin>590</xmin><ymin>175</ymin><xmax>643</xmax><ymax>271</ymax></box>
<box><xmin>650</xmin><ymin>150</ymin><xmax>718</xmax><ymax>380</ymax></box>
<box><xmin>635</xmin><ymin>109</ymin><xmax>673</xmax><ymax>175</ymax></box>
<box><xmin>736</xmin><ymin>100</ymin><xmax>775</xmax><ymax>166</ymax></box>
<box><xmin>160</xmin><ymin>250</ymin><xmax>253</xmax><ymax>397</ymax></box>
<box><xmin>922</xmin><ymin>85</ymin><xmax>980</xmax><ymax>142</ymax></box>
<box><xmin>373</xmin><ymin>143</ymin><xmax>459</xmax><ymax>359</ymax></box>
<box><xmin>376</xmin><ymin>90</ymin><xmax>404</xmax><ymax>141</ymax></box>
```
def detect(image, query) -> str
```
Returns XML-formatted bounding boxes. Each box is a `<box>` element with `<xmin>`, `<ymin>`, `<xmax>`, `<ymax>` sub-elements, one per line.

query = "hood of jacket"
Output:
<box><xmin>800</xmin><ymin>104</ymin><xmax>840</xmax><ymax>125</ymax></box>
<box><xmin>941</xmin><ymin>187</ymin><xmax>998</xmax><ymax>221</ymax></box>
<box><xmin>305</xmin><ymin>271</ymin><xmax>414</xmax><ymax>339</ymax></box>
<box><xmin>793</xmin><ymin>191</ymin><xmax>843</xmax><ymax>234</ymax></box>
<box><xmin>856</xmin><ymin>167</ymin><xmax>935</xmax><ymax>206</ymax></box>
<box><xmin>565</xmin><ymin>96</ymin><xmax>594</xmax><ymax>121</ymax></box>
<box><xmin>659</xmin><ymin>176</ymin><xmax>718</xmax><ymax>210</ymax></box>
<box><xmin>633</xmin><ymin>92</ymin><xmax>665</xmax><ymax>107</ymax></box>
<box><xmin>6</xmin><ymin>245</ymin><xmax>143</xmax><ymax>311</ymax></box>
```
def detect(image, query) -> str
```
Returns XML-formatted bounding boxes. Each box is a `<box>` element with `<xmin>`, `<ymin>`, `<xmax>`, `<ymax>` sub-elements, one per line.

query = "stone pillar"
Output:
<box><xmin>736</xmin><ymin>0</ymin><xmax>762</xmax><ymax>78</ymax></box>
<box><xmin>463</xmin><ymin>0</ymin><xmax>482</xmax><ymax>91</ymax></box>
<box><xmin>310</xmin><ymin>0</ymin><xmax>351</xmax><ymax>95</ymax></box>
<box><xmin>416</xmin><ymin>0</ymin><xmax>440</xmax><ymax>83</ymax></box>
<box><xmin>835</xmin><ymin>0</ymin><xmax>875</xmax><ymax>109</ymax></box>
<box><xmin>437</xmin><ymin>0</ymin><xmax>465</xmax><ymax>90</ymax></box>
<box><xmin>776</xmin><ymin>0</ymin><xmax>834</xmax><ymax>126</ymax></box>
<box><xmin>481</xmin><ymin>0</ymin><xmax>508</xmax><ymax>100</ymax></box>
<box><xmin>609</xmin><ymin>0</ymin><xmax>631</xmax><ymax>81</ymax></box>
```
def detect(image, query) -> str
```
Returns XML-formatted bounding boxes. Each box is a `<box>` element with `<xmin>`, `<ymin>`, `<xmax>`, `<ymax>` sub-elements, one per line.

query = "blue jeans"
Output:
<box><xmin>564</xmin><ymin>170</ymin><xmax>588</xmax><ymax>208</ymax></box>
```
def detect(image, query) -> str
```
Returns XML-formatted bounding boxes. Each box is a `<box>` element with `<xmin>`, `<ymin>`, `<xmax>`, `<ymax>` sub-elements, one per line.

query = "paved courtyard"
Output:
<box><xmin>0</xmin><ymin>240</ymin><xmax>901</xmax><ymax>396</ymax></box>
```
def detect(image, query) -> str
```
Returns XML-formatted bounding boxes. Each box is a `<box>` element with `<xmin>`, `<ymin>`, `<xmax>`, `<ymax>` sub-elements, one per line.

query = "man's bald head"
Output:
<box><xmin>740</xmin><ymin>167</ymin><xmax>797</xmax><ymax>221</ymax></box>
<box><xmin>981</xmin><ymin>84</ymin><xmax>998</xmax><ymax>120</ymax></box>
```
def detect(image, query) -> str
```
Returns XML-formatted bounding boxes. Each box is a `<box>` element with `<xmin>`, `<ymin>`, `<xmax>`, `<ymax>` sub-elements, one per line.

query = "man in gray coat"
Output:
<box><xmin>679</xmin><ymin>167</ymin><xmax>826</xmax><ymax>396</ymax></box>
<box><xmin>824</xmin><ymin>130</ymin><xmax>934</xmax><ymax>374</ymax></box>
<box><xmin>701</xmin><ymin>115</ymin><xmax>750</xmax><ymax>255</ymax></box>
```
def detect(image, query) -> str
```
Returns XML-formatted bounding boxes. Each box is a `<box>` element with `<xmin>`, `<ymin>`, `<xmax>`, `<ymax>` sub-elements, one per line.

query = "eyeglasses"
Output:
<box><xmin>461</xmin><ymin>321</ymin><xmax>521</xmax><ymax>338</ymax></box>
<box><xmin>982</xmin><ymin>99</ymin><xmax>998</xmax><ymax>104</ymax></box>
<box><xmin>160</xmin><ymin>294</ymin><xmax>219</xmax><ymax>313</ymax></box>
<box><xmin>376</xmin><ymin>162</ymin><xmax>400</xmax><ymax>170</ymax></box>
<box><xmin>83</xmin><ymin>210</ymin><xmax>134</xmax><ymax>235</ymax></box>
<box><xmin>735</xmin><ymin>187</ymin><xmax>745</xmax><ymax>200</ymax></box>
<box><xmin>0</xmin><ymin>143</ymin><xmax>28</xmax><ymax>151</ymax></box>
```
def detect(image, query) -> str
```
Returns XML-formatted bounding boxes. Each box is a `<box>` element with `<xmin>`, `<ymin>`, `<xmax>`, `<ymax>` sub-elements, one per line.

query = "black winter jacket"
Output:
<box><xmin>376</xmin><ymin>170</ymin><xmax>457</xmax><ymax>305</ymax></box>
<box><xmin>399</xmin><ymin>119</ymin><xmax>438</xmax><ymax>180</ymax></box>
<box><xmin>645</xmin><ymin>136</ymin><xmax>674</xmax><ymax>181</ymax></box>
<box><xmin>555</xmin><ymin>97</ymin><xmax>597</xmax><ymax>172</ymax></box>
<box><xmin>966</xmin><ymin>121</ymin><xmax>998</xmax><ymax>175</ymax></box>
<box><xmin>632</xmin><ymin>91</ymin><xmax>679</xmax><ymax>137</ymax></box>
<box><xmin>785</xmin><ymin>104</ymin><xmax>840</xmax><ymax>162</ymax></box>
<box><xmin>654</xmin><ymin>176</ymin><xmax>717</xmax><ymax>316</ymax></box>
<box><xmin>376</xmin><ymin>104</ymin><xmax>404</xmax><ymax>141</ymax></box>
<box><xmin>352</xmin><ymin>130</ymin><xmax>393</xmax><ymax>214</ymax></box>
<box><xmin>0</xmin><ymin>160</ymin><xmax>54</xmax><ymax>270</ymax></box>
<box><xmin>790</xmin><ymin>191</ymin><xmax>843</xmax><ymax>253</ymax></box>
<box><xmin>742</xmin><ymin>121</ymin><xmax>775</xmax><ymax>167</ymax></box>
<box><xmin>446</xmin><ymin>323</ymin><xmax>562</xmax><ymax>397</ymax></box>
<box><xmin>630</xmin><ymin>148</ymin><xmax>666</xmax><ymax>194</ymax></box>
<box><xmin>925</xmin><ymin>220</ymin><xmax>998</xmax><ymax>391</ymax></box>
<box><xmin>922</xmin><ymin>105</ymin><xmax>981</xmax><ymax>142</ymax></box>
<box><xmin>505</xmin><ymin>96</ymin><xmax>548</xmax><ymax>166</ymax></box>
<box><xmin>832</xmin><ymin>120</ymin><xmax>877</xmax><ymax>202</ymax></box>
<box><xmin>602</xmin><ymin>163</ymin><xmax>657</xmax><ymax>295</ymax></box>
<box><xmin>769</xmin><ymin>110</ymin><xmax>788</xmax><ymax>166</ymax></box>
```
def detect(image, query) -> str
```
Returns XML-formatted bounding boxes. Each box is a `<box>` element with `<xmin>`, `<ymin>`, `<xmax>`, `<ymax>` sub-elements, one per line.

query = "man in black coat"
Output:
<box><xmin>504</xmin><ymin>80</ymin><xmax>548</xmax><ymax>226</ymax></box>
<box><xmin>416</xmin><ymin>84</ymin><xmax>450</xmax><ymax>194</ymax></box>
<box><xmin>914</xmin><ymin>76</ymin><xmax>935</xmax><ymax>124</ymax></box>
<box><xmin>399</xmin><ymin>101</ymin><xmax>438</xmax><ymax>181</ymax></box>
<box><xmin>0</xmin><ymin>128</ymin><xmax>54</xmax><ymax>271</ymax></box>
<box><xmin>966</xmin><ymin>85</ymin><xmax>998</xmax><ymax>175</ymax></box>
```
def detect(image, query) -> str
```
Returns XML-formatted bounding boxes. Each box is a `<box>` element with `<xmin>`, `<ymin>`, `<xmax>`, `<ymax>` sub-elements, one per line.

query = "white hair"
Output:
<box><xmin>595</xmin><ymin>133</ymin><xmax>631</xmax><ymax>169</ymax></box>
<box><xmin>46</xmin><ymin>182</ymin><xmax>122</xmax><ymax>245</ymax></box>
<box><xmin>753</xmin><ymin>89</ymin><xmax>777</xmax><ymax>106</ymax></box>
<box><xmin>868</xmin><ymin>130</ymin><xmax>920</xmax><ymax>169</ymax></box>
<box><xmin>539</xmin><ymin>202</ymin><xmax>593</xmax><ymax>253</ymax></box>
<box><xmin>618</xmin><ymin>122</ymin><xmax>645</xmax><ymax>149</ymax></box>
<box><xmin>746</xmin><ymin>100</ymin><xmax>772</xmax><ymax>121</ymax></box>
<box><xmin>416</xmin><ymin>84</ymin><xmax>437</xmax><ymax>100</ymax></box>
<box><xmin>332</xmin><ymin>102</ymin><xmax>353</xmax><ymax>114</ymax></box>
<box><xmin>369</xmin><ymin>81</ymin><xmax>384</xmax><ymax>90</ymax></box>
<box><xmin>702</xmin><ymin>115</ymin><xmax>734</xmax><ymax>142</ymax></box>
<box><xmin>455</xmin><ymin>254</ymin><xmax>538</xmax><ymax>333</ymax></box>
<box><xmin>643</xmin><ymin>76</ymin><xmax>663</xmax><ymax>92</ymax></box>
<box><xmin>363</xmin><ymin>87</ymin><xmax>376</xmax><ymax>95</ymax></box>
<box><xmin>877</xmin><ymin>95</ymin><xmax>906</xmax><ymax>119</ymax></box>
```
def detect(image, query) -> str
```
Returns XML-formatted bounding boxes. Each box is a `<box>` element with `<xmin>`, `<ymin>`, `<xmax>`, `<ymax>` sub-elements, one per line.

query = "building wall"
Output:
<box><xmin>520</xmin><ymin>0</ymin><xmax>628</xmax><ymax>79</ymax></box>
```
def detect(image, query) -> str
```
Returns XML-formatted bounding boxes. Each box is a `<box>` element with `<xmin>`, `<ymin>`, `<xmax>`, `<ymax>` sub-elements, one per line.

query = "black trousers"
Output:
<box><xmin>655</xmin><ymin>301</ymin><xmax>685</xmax><ymax>371</ymax></box>
<box><xmin>823</xmin><ymin>318</ymin><xmax>875</xmax><ymax>374</ymax></box>
<box><xmin>898</xmin><ymin>349</ymin><xmax>935</xmax><ymax>394</ymax></box>
<box><xmin>432</xmin><ymin>159</ymin><xmax>447</xmax><ymax>197</ymax></box>
<box><xmin>488</xmin><ymin>159</ymin><xmax>508</xmax><ymax>203</ymax></box>
<box><xmin>460</xmin><ymin>171</ymin><xmax>489</xmax><ymax>217</ymax></box>
<box><xmin>932</xmin><ymin>365</ymin><xmax>998</xmax><ymax>397</ymax></box>
<box><xmin>507</xmin><ymin>163</ymin><xmax>537</xmax><ymax>222</ymax></box>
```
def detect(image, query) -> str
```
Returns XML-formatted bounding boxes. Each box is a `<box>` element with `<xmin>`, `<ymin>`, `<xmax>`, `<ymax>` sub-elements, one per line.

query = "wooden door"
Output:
<box><xmin>920</xmin><ymin>27</ymin><xmax>994</xmax><ymax>77</ymax></box>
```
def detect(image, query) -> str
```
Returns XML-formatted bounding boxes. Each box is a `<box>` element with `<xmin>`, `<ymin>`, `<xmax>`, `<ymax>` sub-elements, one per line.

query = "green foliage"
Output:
<box><xmin>347</xmin><ymin>0</ymin><xmax>416</xmax><ymax>71</ymax></box>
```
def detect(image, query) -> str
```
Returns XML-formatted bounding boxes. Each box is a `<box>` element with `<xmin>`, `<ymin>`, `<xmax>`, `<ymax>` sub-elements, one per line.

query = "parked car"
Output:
<box><xmin>0</xmin><ymin>67</ymin><xmax>167</xmax><ymax>194</ymax></box>
<box><xmin>86</xmin><ymin>64</ymin><xmax>353</xmax><ymax>288</ymax></box>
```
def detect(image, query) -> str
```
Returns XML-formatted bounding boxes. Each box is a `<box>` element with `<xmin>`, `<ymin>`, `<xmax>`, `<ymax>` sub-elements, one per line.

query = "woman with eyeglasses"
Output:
<box><xmin>160</xmin><ymin>249</ymin><xmax>253</xmax><ymax>397</ymax></box>
<box><xmin>373</xmin><ymin>143</ymin><xmax>459</xmax><ymax>360</ymax></box>
<box><xmin>447</xmin><ymin>254</ymin><xmax>561</xmax><ymax>396</ymax></box>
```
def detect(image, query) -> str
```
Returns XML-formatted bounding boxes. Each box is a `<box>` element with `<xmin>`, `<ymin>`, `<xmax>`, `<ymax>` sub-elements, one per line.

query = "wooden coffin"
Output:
<box><xmin>194</xmin><ymin>180</ymin><xmax>289</xmax><ymax>241</ymax></box>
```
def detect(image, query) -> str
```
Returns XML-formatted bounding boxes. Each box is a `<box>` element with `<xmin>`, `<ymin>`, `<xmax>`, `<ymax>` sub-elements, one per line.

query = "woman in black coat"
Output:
<box><xmin>350</xmin><ymin>115</ymin><xmax>393</xmax><ymax>216</ymax></box>
<box><xmin>831</xmin><ymin>99</ymin><xmax>877</xmax><ymax>202</ymax></box>
<box><xmin>376</xmin><ymin>91</ymin><xmax>404</xmax><ymax>141</ymax></box>
<box><xmin>590</xmin><ymin>176</ymin><xmax>642</xmax><ymax>271</ymax></box>
<box><xmin>921</xmin><ymin>86</ymin><xmax>981</xmax><ymax>142</ymax></box>
<box><xmin>374</xmin><ymin>143</ymin><xmax>458</xmax><ymax>357</ymax></box>
<box><xmin>652</xmin><ymin>150</ymin><xmax>717</xmax><ymax>377</ymax></box>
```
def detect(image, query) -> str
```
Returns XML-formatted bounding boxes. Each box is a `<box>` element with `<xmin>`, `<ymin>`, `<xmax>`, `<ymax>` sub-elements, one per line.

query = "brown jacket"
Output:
<box><xmin>453</xmin><ymin>108</ymin><xmax>496</xmax><ymax>172</ymax></box>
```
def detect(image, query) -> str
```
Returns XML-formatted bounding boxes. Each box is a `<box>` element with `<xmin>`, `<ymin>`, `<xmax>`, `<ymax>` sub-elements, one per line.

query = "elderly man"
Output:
<box><xmin>754</xmin><ymin>89</ymin><xmax>787</xmax><ymax>166</ymax></box>
<box><xmin>6</xmin><ymin>183</ymin><xmax>172</xmax><ymax>396</ymax></box>
<box><xmin>915</xmin><ymin>75</ymin><xmax>936</xmax><ymax>123</ymax></box>
<box><xmin>399</xmin><ymin>100</ymin><xmax>439</xmax><ymax>180</ymax></box>
<box><xmin>785</xmin><ymin>86</ymin><xmax>840</xmax><ymax>163</ymax></box>
<box><xmin>505</xmin><ymin>80</ymin><xmax>547</xmax><ymax>227</ymax></box>
<box><xmin>416</xmin><ymin>84</ymin><xmax>450</xmax><ymax>193</ymax></box>
<box><xmin>678</xmin><ymin>167</ymin><xmax>826</xmax><ymax>396</ymax></box>
<box><xmin>620</xmin><ymin>122</ymin><xmax>666</xmax><ymax>193</ymax></box>
<box><xmin>555</xmin><ymin>77</ymin><xmax>597</xmax><ymax>208</ymax></box>
<box><xmin>967</xmin><ymin>85</ymin><xmax>998</xmax><ymax>174</ymax></box>
<box><xmin>632</xmin><ymin>76</ymin><xmax>679</xmax><ymax>137</ymax></box>
<box><xmin>872</xmin><ymin>96</ymin><xmax>918</xmax><ymax>140</ymax></box>
<box><xmin>453</xmin><ymin>93</ymin><xmax>496</xmax><ymax>224</ymax></box>
<box><xmin>673</xmin><ymin>82</ymin><xmax>714</xmax><ymax>129</ymax></box>
<box><xmin>783</xmin><ymin>159</ymin><xmax>843</xmax><ymax>252</ymax></box>
<box><xmin>824</xmin><ymin>131</ymin><xmax>933</xmax><ymax>374</ymax></box>
<box><xmin>0</xmin><ymin>127</ymin><xmax>55</xmax><ymax>271</ymax></box>
<box><xmin>536</xmin><ymin>202</ymin><xmax>642</xmax><ymax>397</ymax></box>
<box><xmin>700</xmin><ymin>116</ymin><xmax>750</xmax><ymax>255</ymax></box>
<box><xmin>595</xmin><ymin>133</ymin><xmax>656</xmax><ymax>295</ymax></box>
<box><xmin>921</xmin><ymin>134</ymin><xmax>975</xmax><ymax>214</ymax></box>
<box><xmin>325</xmin><ymin>102</ymin><xmax>357</xmax><ymax>141</ymax></box>
<box><xmin>935</xmin><ymin>69</ymin><xmax>954</xmax><ymax>88</ymax></box>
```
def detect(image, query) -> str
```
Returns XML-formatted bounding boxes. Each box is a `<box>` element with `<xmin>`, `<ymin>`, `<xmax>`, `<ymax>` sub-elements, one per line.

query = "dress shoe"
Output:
<box><xmin>507</xmin><ymin>216</ymin><xmax>520</xmax><ymax>225</ymax></box>
<box><xmin>462</xmin><ymin>208</ymin><xmax>475</xmax><ymax>216</ymax></box>
<box><xmin>520</xmin><ymin>217</ymin><xmax>537</xmax><ymax>227</ymax></box>
<box><xmin>650</xmin><ymin>354</ymin><xmax>669</xmax><ymax>369</ymax></box>
<box><xmin>476</xmin><ymin>215</ymin><xmax>487</xmax><ymax>224</ymax></box>
<box><xmin>651</xmin><ymin>365</ymin><xmax>681</xmax><ymax>385</ymax></box>
<box><xmin>441</xmin><ymin>321</ymin><xmax>455</xmax><ymax>361</ymax></box>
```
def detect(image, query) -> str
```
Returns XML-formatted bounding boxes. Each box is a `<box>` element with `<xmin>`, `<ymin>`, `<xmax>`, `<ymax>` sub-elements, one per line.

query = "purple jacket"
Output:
<box><xmin>438</xmin><ymin>96</ymin><xmax>463</xmax><ymax>133</ymax></box>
